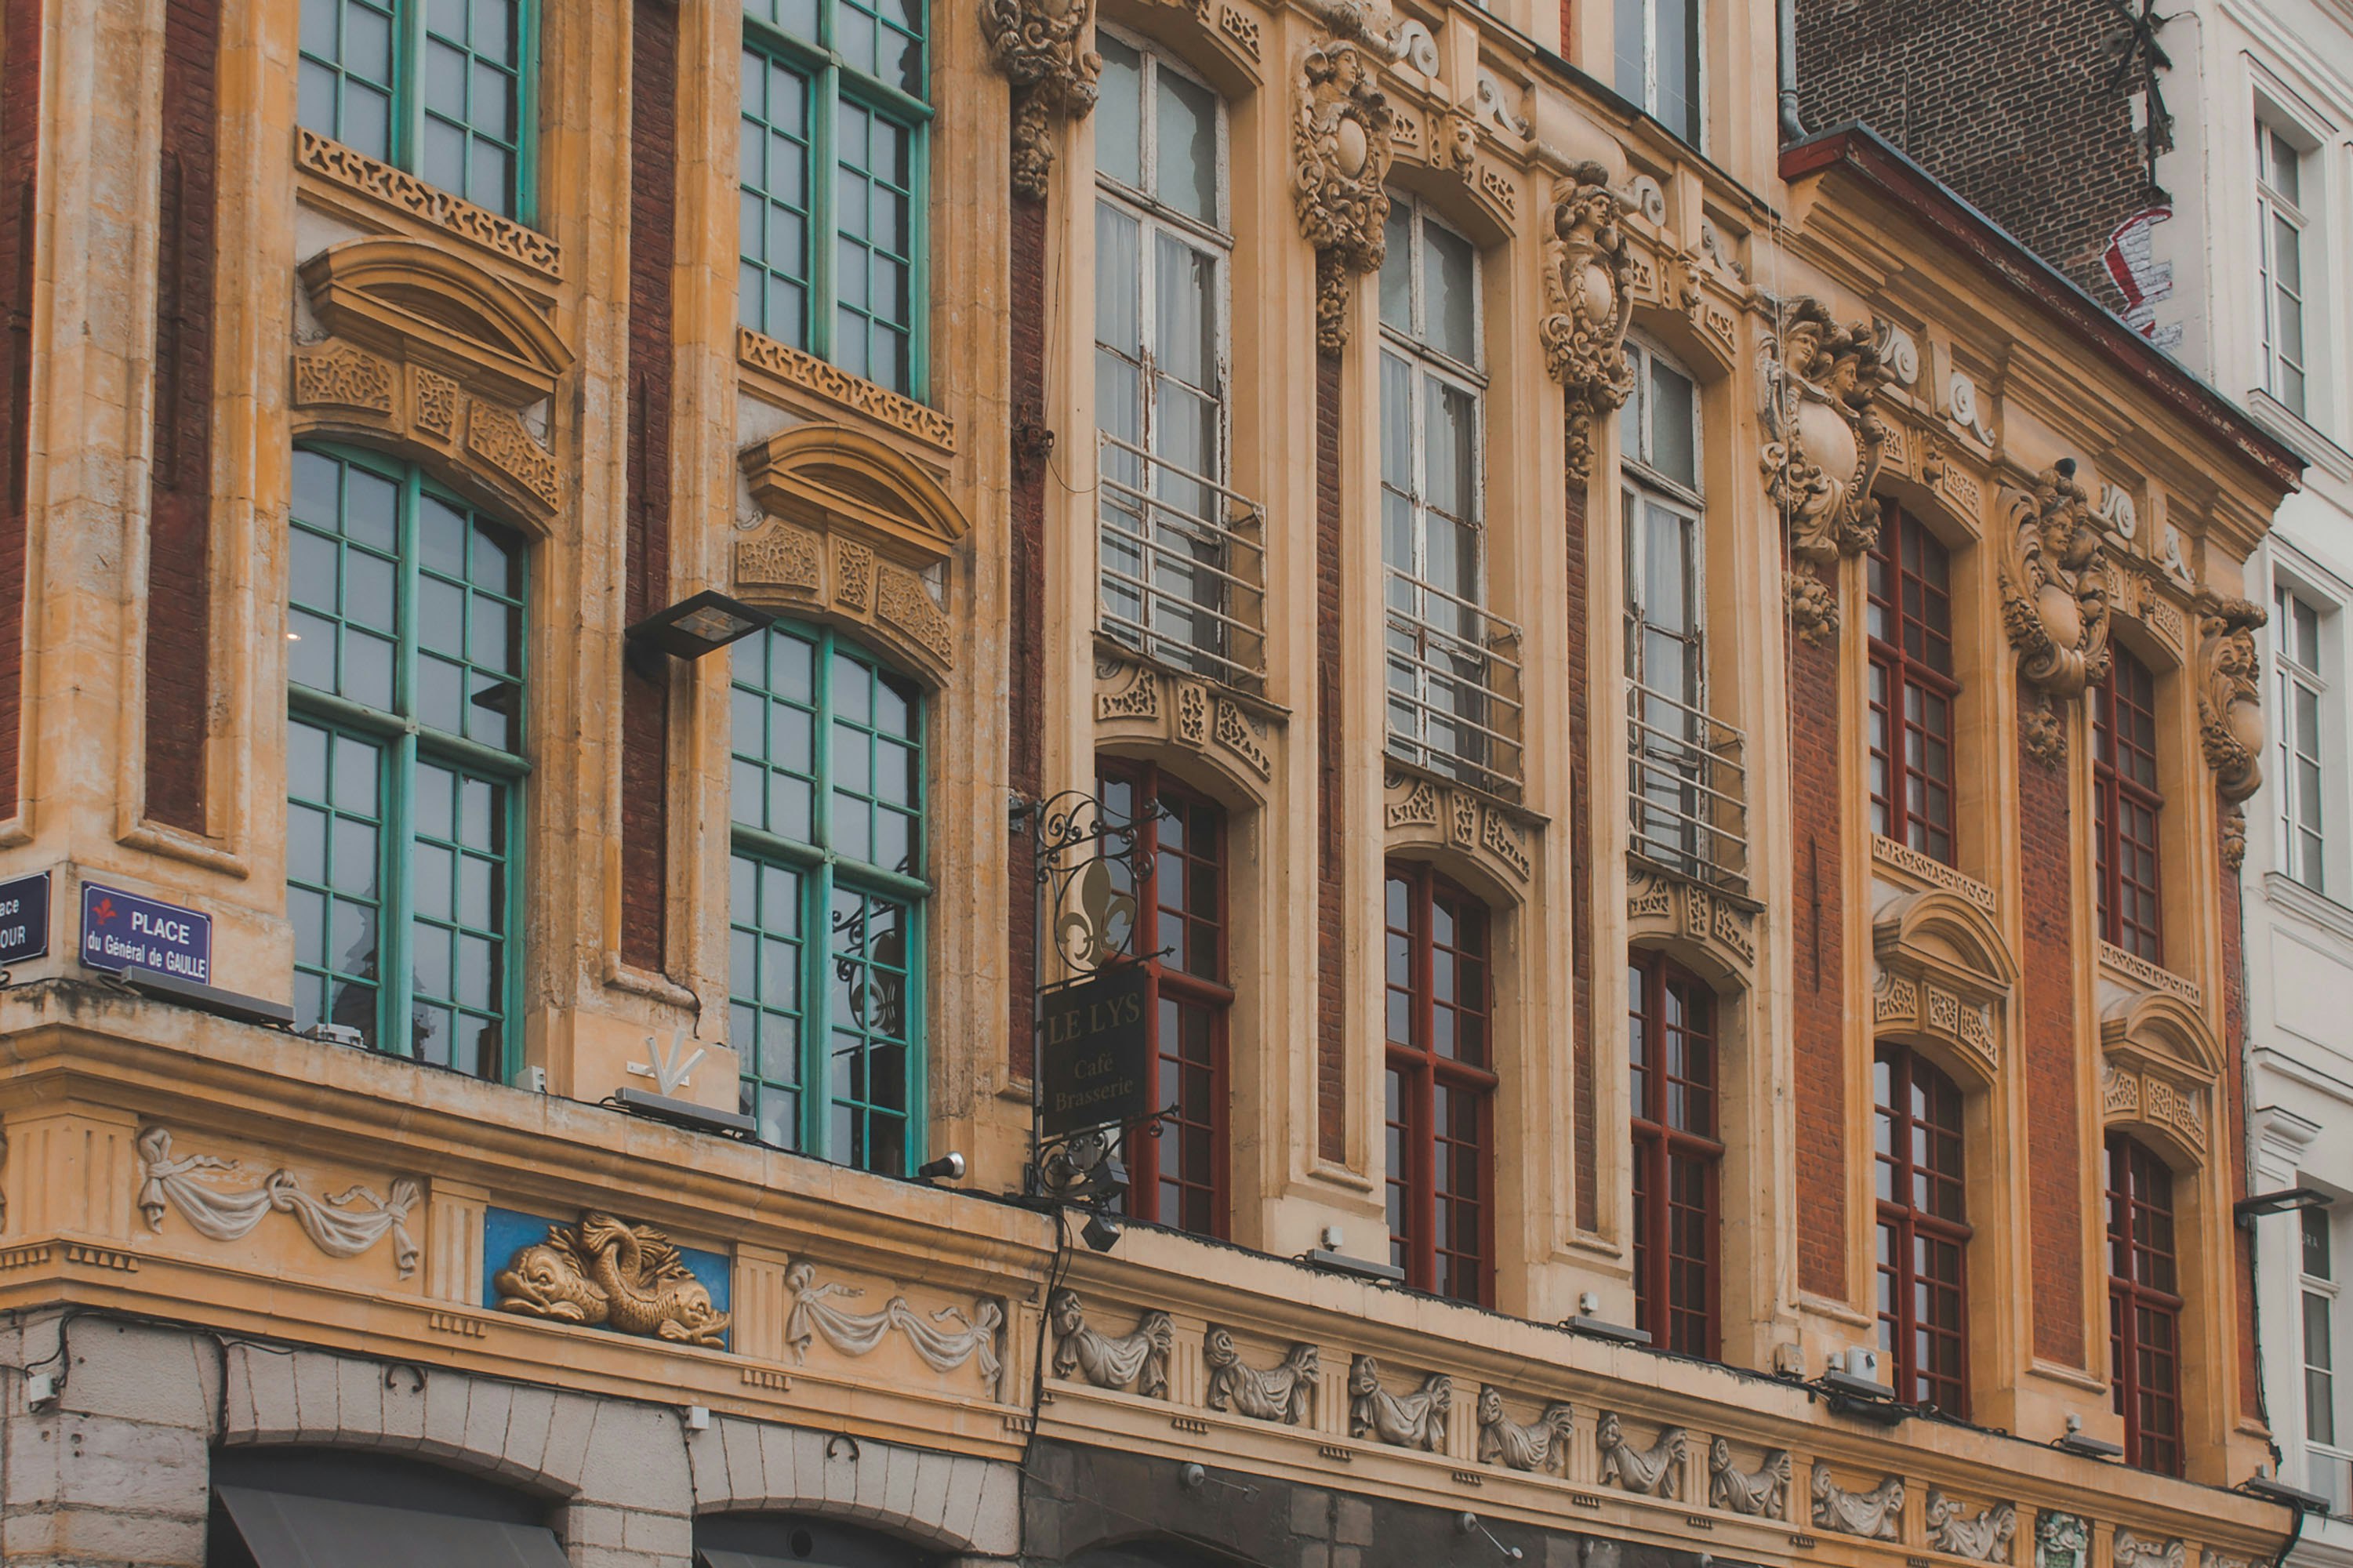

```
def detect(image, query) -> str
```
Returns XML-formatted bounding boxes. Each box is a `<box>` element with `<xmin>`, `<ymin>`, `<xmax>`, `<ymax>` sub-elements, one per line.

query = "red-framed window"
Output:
<box><xmin>1097</xmin><ymin>760</ymin><xmax>1231</xmax><ymax>1237</ymax></box>
<box><xmin>2107</xmin><ymin>1131</ymin><xmax>2185</xmax><ymax>1476</ymax></box>
<box><xmin>2094</xmin><ymin>648</ymin><xmax>2164</xmax><ymax>963</ymax></box>
<box><xmin>1629</xmin><ymin>948</ymin><xmax>1720</xmax><ymax>1359</ymax></box>
<box><xmin>1384</xmin><ymin>861</ymin><xmax>1494</xmax><ymax>1305</ymax></box>
<box><xmin>1874</xmin><ymin>1044</ymin><xmax>1970</xmax><ymax>1413</ymax></box>
<box><xmin>1868</xmin><ymin>505</ymin><xmax>1959</xmax><ymax>864</ymax></box>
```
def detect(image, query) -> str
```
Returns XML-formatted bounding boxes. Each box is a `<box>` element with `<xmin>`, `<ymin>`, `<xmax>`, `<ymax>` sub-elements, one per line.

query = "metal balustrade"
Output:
<box><xmin>1625</xmin><ymin>679</ymin><xmax>1749</xmax><ymax>892</ymax></box>
<box><xmin>1097</xmin><ymin>431</ymin><xmax>1267</xmax><ymax>693</ymax></box>
<box><xmin>1383</xmin><ymin>566</ymin><xmax>1526</xmax><ymax>797</ymax></box>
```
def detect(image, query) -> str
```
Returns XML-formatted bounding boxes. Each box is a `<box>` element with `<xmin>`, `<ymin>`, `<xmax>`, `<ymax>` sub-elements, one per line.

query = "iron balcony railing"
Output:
<box><xmin>1384</xmin><ymin>565</ymin><xmax>1525</xmax><ymax>797</ymax></box>
<box><xmin>1626</xmin><ymin>678</ymin><xmax>1748</xmax><ymax>893</ymax></box>
<box><xmin>1097</xmin><ymin>430</ymin><xmax>1267</xmax><ymax>693</ymax></box>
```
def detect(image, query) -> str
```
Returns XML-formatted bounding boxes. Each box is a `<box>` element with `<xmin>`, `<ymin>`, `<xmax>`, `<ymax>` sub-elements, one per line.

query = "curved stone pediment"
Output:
<box><xmin>740</xmin><ymin>424</ymin><xmax>968</xmax><ymax>569</ymax></box>
<box><xmin>298</xmin><ymin>237</ymin><xmax>572</xmax><ymax>405</ymax></box>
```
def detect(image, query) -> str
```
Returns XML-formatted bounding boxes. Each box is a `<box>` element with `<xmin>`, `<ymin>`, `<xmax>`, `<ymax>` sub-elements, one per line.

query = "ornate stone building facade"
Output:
<box><xmin>0</xmin><ymin>0</ymin><xmax>2310</xmax><ymax>1564</ymax></box>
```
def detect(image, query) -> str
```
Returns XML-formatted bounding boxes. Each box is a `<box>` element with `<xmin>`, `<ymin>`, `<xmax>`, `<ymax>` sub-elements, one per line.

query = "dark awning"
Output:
<box><xmin>215</xmin><ymin>1485</ymin><xmax>572</xmax><ymax>1568</ymax></box>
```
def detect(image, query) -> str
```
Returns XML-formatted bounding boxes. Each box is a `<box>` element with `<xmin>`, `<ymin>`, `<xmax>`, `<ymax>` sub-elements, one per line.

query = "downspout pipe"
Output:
<box><xmin>1777</xmin><ymin>0</ymin><xmax>1807</xmax><ymax>142</ymax></box>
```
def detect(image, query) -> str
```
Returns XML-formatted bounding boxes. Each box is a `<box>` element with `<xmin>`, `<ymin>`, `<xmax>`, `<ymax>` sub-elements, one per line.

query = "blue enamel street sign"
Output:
<box><xmin>81</xmin><ymin>882</ymin><xmax>212</xmax><ymax>982</ymax></box>
<box><xmin>0</xmin><ymin>871</ymin><xmax>49</xmax><ymax>964</ymax></box>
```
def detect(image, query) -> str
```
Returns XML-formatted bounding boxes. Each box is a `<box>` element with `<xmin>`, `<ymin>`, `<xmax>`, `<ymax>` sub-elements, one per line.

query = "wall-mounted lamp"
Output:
<box><xmin>917</xmin><ymin>1152</ymin><xmax>966</xmax><ymax>1183</ymax></box>
<box><xmin>624</xmin><ymin>590</ymin><xmax>774</xmax><ymax>673</ymax></box>
<box><xmin>2235</xmin><ymin>1188</ymin><xmax>2332</xmax><ymax>1226</ymax></box>
<box><xmin>2053</xmin><ymin>1413</ymin><xmax>2123</xmax><ymax>1459</ymax></box>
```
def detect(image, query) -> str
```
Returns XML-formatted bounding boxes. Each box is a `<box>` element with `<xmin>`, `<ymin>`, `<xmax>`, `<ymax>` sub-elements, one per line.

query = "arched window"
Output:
<box><xmin>2094</xmin><ymin>646</ymin><xmax>2163</xmax><ymax>962</ymax></box>
<box><xmin>297</xmin><ymin>0</ymin><xmax>532</xmax><ymax>218</ymax></box>
<box><xmin>741</xmin><ymin>0</ymin><xmax>928</xmax><ymax>394</ymax></box>
<box><xmin>1628</xmin><ymin>948</ymin><xmax>1719</xmax><ymax>1358</ymax></box>
<box><xmin>286</xmin><ymin>445</ymin><xmax>527</xmax><ymax>1079</ymax></box>
<box><xmin>1867</xmin><ymin>506</ymin><xmax>1959</xmax><ymax>865</ymax></box>
<box><xmin>1097</xmin><ymin>759</ymin><xmax>1231</xmax><ymax>1237</ymax></box>
<box><xmin>1874</xmin><ymin>1044</ymin><xmax>1969</xmax><ymax>1412</ymax></box>
<box><xmin>1094</xmin><ymin>35</ymin><xmax>1258</xmax><ymax>690</ymax></box>
<box><xmin>1381</xmin><ymin>198</ymin><xmax>1519</xmax><ymax>795</ymax></box>
<box><xmin>696</xmin><ymin>1512</ymin><xmax>935</xmax><ymax>1567</ymax></box>
<box><xmin>1385</xmin><ymin>861</ymin><xmax>1494</xmax><ymax>1304</ymax></box>
<box><xmin>2106</xmin><ymin>1131</ymin><xmax>2184</xmax><ymax>1475</ymax></box>
<box><xmin>209</xmin><ymin>1447</ymin><xmax>562</xmax><ymax>1566</ymax></box>
<box><xmin>730</xmin><ymin>622</ymin><xmax>928</xmax><ymax>1173</ymax></box>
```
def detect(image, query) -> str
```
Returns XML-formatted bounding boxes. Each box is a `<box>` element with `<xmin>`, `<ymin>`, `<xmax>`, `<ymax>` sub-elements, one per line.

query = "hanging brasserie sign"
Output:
<box><xmin>1037</xmin><ymin>963</ymin><xmax>1153</xmax><ymax>1137</ymax></box>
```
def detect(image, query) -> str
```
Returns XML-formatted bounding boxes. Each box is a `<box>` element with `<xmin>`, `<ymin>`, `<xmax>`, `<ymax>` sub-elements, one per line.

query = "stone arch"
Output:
<box><xmin>685</xmin><ymin>1415</ymin><xmax>1020</xmax><ymax>1556</ymax></box>
<box><xmin>1382</xmin><ymin>769</ymin><xmax>1534</xmax><ymax>897</ymax></box>
<box><xmin>299</xmin><ymin>238</ymin><xmax>572</xmax><ymax>402</ymax></box>
<box><xmin>1625</xmin><ymin>865</ymin><xmax>1756</xmax><ymax>983</ymax></box>
<box><xmin>734</xmin><ymin>423</ymin><xmax>970</xmax><ymax>682</ymax></box>
<box><xmin>1095</xmin><ymin>661</ymin><xmax>1277</xmax><ymax>807</ymax></box>
<box><xmin>2101</xmin><ymin>988</ymin><xmax>2221</xmax><ymax>1078</ymax></box>
<box><xmin>1871</xmin><ymin>888</ymin><xmax>2013</xmax><ymax>1084</ymax></box>
<box><xmin>2100</xmin><ymin>990</ymin><xmax>2220</xmax><ymax>1163</ymax></box>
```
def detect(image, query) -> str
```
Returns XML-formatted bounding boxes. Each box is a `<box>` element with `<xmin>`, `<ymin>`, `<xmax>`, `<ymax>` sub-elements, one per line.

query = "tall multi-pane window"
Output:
<box><xmin>2106</xmin><ymin>1133</ymin><xmax>2184</xmax><ymax>1476</ymax></box>
<box><xmin>1384</xmin><ymin>862</ymin><xmax>1494</xmax><ymax>1305</ymax></box>
<box><xmin>299</xmin><ymin>0</ymin><xmax>529</xmax><ymax>217</ymax></box>
<box><xmin>1629</xmin><ymin>949</ymin><xmax>1719</xmax><ymax>1359</ymax></box>
<box><xmin>2309</xmin><ymin>1207</ymin><xmax>2341</xmax><ymax>1439</ymax></box>
<box><xmin>2257</xmin><ymin>122</ymin><xmax>2310</xmax><ymax>419</ymax></box>
<box><xmin>1094</xmin><ymin>37</ymin><xmax>1250</xmax><ymax>688</ymax></box>
<box><xmin>1874</xmin><ymin>1044</ymin><xmax>1969</xmax><ymax>1412</ymax></box>
<box><xmin>287</xmin><ymin>446</ymin><xmax>526</xmax><ymax>1078</ymax></box>
<box><xmin>1868</xmin><ymin>506</ymin><xmax>1959</xmax><ymax>863</ymax></box>
<box><xmin>741</xmin><ymin>0</ymin><xmax>928</xmax><ymax>396</ymax></box>
<box><xmin>2094</xmin><ymin>647</ymin><xmax>2164</xmax><ymax>963</ymax></box>
<box><xmin>1614</xmin><ymin>0</ymin><xmax>1702</xmax><ymax>145</ymax></box>
<box><xmin>1096</xmin><ymin>760</ymin><xmax>1231</xmax><ymax>1237</ymax></box>
<box><xmin>2278</xmin><ymin>585</ymin><xmax>2327</xmax><ymax>891</ymax></box>
<box><xmin>1622</xmin><ymin>341</ymin><xmax>1712</xmax><ymax>878</ymax></box>
<box><xmin>1381</xmin><ymin>196</ymin><xmax>1513</xmax><ymax>791</ymax></box>
<box><xmin>729</xmin><ymin>623</ymin><xmax>928</xmax><ymax>1174</ymax></box>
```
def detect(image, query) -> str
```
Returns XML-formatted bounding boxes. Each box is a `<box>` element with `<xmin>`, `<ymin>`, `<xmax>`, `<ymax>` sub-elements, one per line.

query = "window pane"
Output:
<box><xmin>1425</xmin><ymin>220</ymin><xmax>1476</xmax><ymax>365</ymax></box>
<box><xmin>1647</xmin><ymin>357</ymin><xmax>1697</xmax><ymax>489</ymax></box>
<box><xmin>1614</xmin><ymin>0</ymin><xmax>1647</xmax><ymax>105</ymax></box>
<box><xmin>1378</xmin><ymin>200</ymin><xmax>1414</xmax><ymax>332</ymax></box>
<box><xmin>1659</xmin><ymin>0</ymin><xmax>1699</xmax><ymax>143</ymax></box>
<box><xmin>740</xmin><ymin>47</ymin><xmax>815</xmax><ymax>348</ymax></box>
<box><xmin>1096</xmin><ymin>37</ymin><xmax>1143</xmax><ymax>191</ymax></box>
<box><xmin>1156</xmin><ymin>65</ymin><xmax>1219</xmax><ymax>223</ymax></box>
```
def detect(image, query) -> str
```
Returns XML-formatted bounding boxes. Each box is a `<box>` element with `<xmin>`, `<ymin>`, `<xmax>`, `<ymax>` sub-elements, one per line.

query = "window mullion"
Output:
<box><xmin>813</xmin><ymin>65</ymin><xmax>841</xmax><ymax>365</ymax></box>
<box><xmin>397</xmin><ymin>0</ymin><xmax>419</xmax><ymax>178</ymax></box>
<box><xmin>386</xmin><ymin>731</ymin><xmax>420</xmax><ymax>1058</ymax></box>
<box><xmin>804</xmin><ymin>855</ymin><xmax>836</xmax><ymax>1161</ymax></box>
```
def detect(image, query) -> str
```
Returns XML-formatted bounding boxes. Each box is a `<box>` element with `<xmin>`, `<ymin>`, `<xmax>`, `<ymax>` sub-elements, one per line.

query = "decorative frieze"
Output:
<box><xmin>1872</xmin><ymin>834</ymin><xmax>1998</xmax><ymax>913</ymax></box>
<box><xmin>296</xmin><ymin>126</ymin><xmax>563</xmax><ymax>278</ymax></box>
<box><xmin>1049</xmin><ymin>1288</ymin><xmax>1172</xmax><ymax>1398</ymax></box>
<box><xmin>1477</xmin><ymin>1388</ymin><xmax>1574</xmax><ymax>1474</ymax></box>
<box><xmin>1540</xmin><ymin>163</ymin><xmax>1635</xmax><ymax>480</ymax></box>
<box><xmin>2097</xmin><ymin>940</ymin><xmax>2202</xmax><ymax>1007</ymax></box>
<box><xmin>492</xmin><ymin>1210</ymin><xmax>730</xmax><ymax>1347</ymax></box>
<box><xmin>1999</xmin><ymin>463</ymin><xmax>2115</xmax><ymax>766</ymax></box>
<box><xmin>1625</xmin><ymin>866</ymin><xmax>1756</xmax><ymax>971</ymax></box>
<box><xmin>739</xmin><ymin>327</ymin><xmax>957</xmax><ymax>452</ymax></box>
<box><xmin>1812</xmin><ymin>1467</ymin><xmax>1904</xmax><ymax>1541</ymax></box>
<box><xmin>1596</xmin><ymin>1412</ymin><xmax>1686</xmax><ymax>1497</ymax></box>
<box><xmin>1204</xmin><ymin>1327</ymin><xmax>1317</xmax><ymax>1424</ymax></box>
<box><xmin>1095</xmin><ymin>652</ymin><xmax>1276</xmax><ymax>786</ymax></box>
<box><xmin>1095</xmin><ymin>658</ymin><xmax>1159</xmax><ymax>721</ymax></box>
<box><xmin>781</xmin><ymin>1258</ymin><xmax>1005</xmax><ymax>1394</ymax></box>
<box><xmin>135</xmin><ymin>1127</ymin><xmax>421</xmax><ymax>1276</ymax></box>
<box><xmin>2034</xmin><ymin>1512</ymin><xmax>2088</xmax><ymax>1568</ymax></box>
<box><xmin>1708</xmin><ymin>1439</ymin><xmax>1791</xmax><ymax>1519</ymax></box>
<box><xmin>1348</xmin><ymin>1355</ymin><xmax>1451</xmax><ymax>1450</ymax></box>
<box><xmin>291</xmin><ymin>341</ymin><xmax>394</xmax><ymax>412</ymax></box>
<box><xmin>1385</xmin><ymin>769</ymin><xmax>1535</xmax><ymax>885</ymax></box>
<box><xmin>1293</xmin><ymin>38</ymin><xmax>1395</xmax><ymax>351</ymax></box>
<box><xmin>2115</xmin><ymin>1534</ymin><xmax>2184</xmax><ymax>1568</ymax></box>
<box><xmin>877</xmin><ymin>564</ymin><xmax>953</xmax><ymax>666</ymax></box>
<box><xmin>1925</xmin><ymin>1492</ymin><xmax>2017</xmax><ymax>1563</ymax></box>
<box><xmin>466</xmin><ymin>403</ymin><xmax>561</xmax><ymax>510</ymax></box>
<box><xmin>2100</xmin><ymin>1058</ymin><xmax>2208</xmax><ymax>1150</ymax></box>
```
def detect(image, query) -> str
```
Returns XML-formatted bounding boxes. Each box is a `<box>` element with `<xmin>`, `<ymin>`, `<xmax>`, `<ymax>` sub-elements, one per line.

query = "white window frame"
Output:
<box><xmin>1620</xmin><ymin>336</ymin><xmax>1706</xmax><ymax>710</ymax></box>
<box><xmin>1614</xmin><ymin>0</ymin><xmax>1705</xmax><ymax>148</ymax></box>
<box><xmin>2276</xmin><ymin>578</ymin><xmax>2329</xmax><ymax>893</ymax></box>
<box><xmin>1378</xmin><ymin>192</ymin><xmax>1487</xmax><ymax>604</ymax></box>
<box><xmin>2304</xmin><ymin>1205</ymin><xmax>2350</xmax><ymax>1511</ymax></box>
<box><xmin>2256</xmin><ymin>114</ymin><xmax>2313</xmax><ymax>421</ymax></box>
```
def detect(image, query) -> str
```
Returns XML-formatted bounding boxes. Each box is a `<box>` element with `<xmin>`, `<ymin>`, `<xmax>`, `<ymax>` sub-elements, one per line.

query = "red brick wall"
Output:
<box><xmin>1007</xmin><ymin>191</ymin><xmax>1047</xmax><ymax>1080</ymax></box>
<box><xmin>1315</xmin><ymin>348</ymin><xmax>1344</xmax><ymax>1163</ymax></box>
<box><xmin>0</xmin><ymin>0</ymin><xmax>38</xmax><ymax>820</ymax></box>
<box><xmin>2218</xmin><ymin>833</ymin><xmax>2260</xmax><ymax>1418</ymax></box>
<box><xmin>1789</xmin><ymin>559</ymin><xmax>1846</xmax><ymax>1298</ymax></box>
<box><xmin>142</xmin><ymin>0</ymin><xmax>221</xmax><ymax>833</ymax></box>
<box><xmin>1565</xmin><ymin>474</ymin><xmax>1596</xmax><ymax>1230</ymax></box>
<box><xmin>1792</xmin><ymin>0</ymin><xmax>2155</xmax><ymax>315</ymax></box>
<box><xmin>2019</xmin><ymin>690</ymin><xmax>2086</xmax><ymax>1367</ymax></box>
<box><xmin>619</xmin><ymin>0</ymin><xmax>677</xmax><ymax>972</ymax></box>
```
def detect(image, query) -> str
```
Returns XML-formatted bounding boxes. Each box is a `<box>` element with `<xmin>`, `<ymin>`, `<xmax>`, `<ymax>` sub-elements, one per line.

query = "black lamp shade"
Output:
<box><xmin>625</xmin><ymin>590</ymin><xmax>774</xmax><ymax>663</ymax></box>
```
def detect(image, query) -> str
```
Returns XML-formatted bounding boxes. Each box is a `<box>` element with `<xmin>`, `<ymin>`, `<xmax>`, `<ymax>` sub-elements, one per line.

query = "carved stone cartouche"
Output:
<box><xmin>1292</xmin><ymin>38</ymin><xmax>1396</xmax><ymax>352</ymax></box>
<box><xmin>494</xmin><ymin>1212</ymin><xmax>731</xmax><ymax>1347</ymax></box>
<box><xmin>1760</xmin><ymin>296</ymin><xmax>1890</xmax><ymax>563</ymax></box>
<box><xmin>1347</xmin><ymin>1355</ymin><xmax>1451</xmax><ymax>1450</ymax></box>
<box><xmin>1999</xmin><ymin>461</ymin><xmax>2116</xmax><ymax>762</ymax></box>
<box><xmin>981</xmin><ymin>0</ymin><xmax>1102</xmax><ymax>198</ymax></box>
<box><xmin>1476</xmin><ymin>1386</ymin><xmax>1574</xmax><ymax>1473</ymax></box>
<box><xmin>1596</xmin><ymin>1410</ymin><xmax>1687</xmax><ymax>1497</ymax></box>
<box><xmin>1204</xmin><ymin>1326</ymin><xmax>1318</xmax><ymax>1425</ymax></box>
<box><xmin>1541</xmin><ymin>162</ymin><xmax>1636</xmax><ymax>480</ymax></box>
<box><xmin>1048</xmin><ymin>1287</ymin><xmax>1172</xmax><ymax>1398</ymax></box>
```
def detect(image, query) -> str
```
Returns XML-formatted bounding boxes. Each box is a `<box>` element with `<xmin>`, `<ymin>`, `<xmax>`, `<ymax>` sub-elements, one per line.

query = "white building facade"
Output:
<box><xmin>2152</xmin><ymin>1</ymin><xmax>2353</xmax><ymax>1560</ymax></box>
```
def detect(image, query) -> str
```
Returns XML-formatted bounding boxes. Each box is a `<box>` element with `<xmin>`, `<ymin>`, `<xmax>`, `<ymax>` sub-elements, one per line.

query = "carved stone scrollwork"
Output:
<box><xmin>1048</xmin><ymin>1287</ymin><xmax>1171</xmax><ymax>1398</ymax></box>
<box><xmin>2192</xmin><ymin>590</ymin><xmax>2266</xmax><ymax>870</ymax></box>
<box><xmin>1476</xmin><ymin>1387</ymin><xmax>1573</xmax><ymax>1473</ymax></box>
<box><xmin>1759</xmin><ymin>296</ymin><xmax>1890</xmax><ymax>564</ymax></box>
<box><xmin>1926</xmin><ymin>1492</ymin><xmax>2017</xmax><ymax>1563</ymax></box>
<box><xmin>492</xmin><ymin>1211</ymin><xmax>730</xmax><ymax>1347</ymax></box>
<box><xmin>1348</xmin><ymin>1355</ymin><xmax>1451</xmax><ymax>1450</ymax></box>
<box><xmin>1294</xmin><ymin>38</ymin><xmax>1396</xmax><ymax>353</ymax></box>
<box><xmin>2034</xmin><ymin>1512</ymin><xmax>2089</xmax><ymax>1568</ymax></box>
<box><xmin>1999</xmin><ymin>461</ymin><xmax>2115</xmax><ymax>765</ymax></box>
<box><xmin>1707</xmin><ymin>1439</ymin><xmax>1791</xmax><ymax>1519</ymax></box>
<box><xmin>982</xmin><ymin>0</ymin><xmax>1102</xmax><ymax>199</ymax></box>
<box><xmin>1596</xmin><ymin>1411</ymin><xmax>1685</xmax><ymax>1496</ymax></box>
<box><xmin>1810</xmin><ymin>1466</ymin><xmax>1903</xmax><ymax>1540</ymax></box>
<box><xmin>1204</xmin><ymin>1326</ymin><xmax>1318</xmax><ymax>1424</ymax></box>
<box><xmin>1540</xmin><ymin>163</ymin><xmax>1636</xmax><ymax>480</ymax></box>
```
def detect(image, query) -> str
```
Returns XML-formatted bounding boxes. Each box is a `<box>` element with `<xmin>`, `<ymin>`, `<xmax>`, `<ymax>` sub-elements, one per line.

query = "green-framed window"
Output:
<box><xmin>299</xmin><ymin>0</ymin><xmax>532</xmax><ymax>220</ymax></box>
<box><xmin>740</xmin><ymin>0</ymin><xmax>928</xmax><ymax>397</ymax></box>
<box><xmin>287</xmin><ymin>445</ymin><xmax>528</xmax><ymax>1080</ymax></box>
<box><xmin>728</xmin><ymin>622</ymin><xmax>928</xmax><ymax>1172</ymax></box>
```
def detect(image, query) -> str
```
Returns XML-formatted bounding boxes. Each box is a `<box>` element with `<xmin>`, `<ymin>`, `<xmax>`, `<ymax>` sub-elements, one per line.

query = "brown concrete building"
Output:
<box><xmin>0</xmin><ymin>0</ymin><xmax>2308</xmax><ymax>1563</ymax></box>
